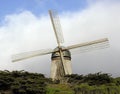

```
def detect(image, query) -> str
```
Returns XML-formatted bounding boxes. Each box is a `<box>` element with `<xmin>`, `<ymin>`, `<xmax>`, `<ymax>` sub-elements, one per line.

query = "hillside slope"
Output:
<box><xmin>0</xmin><ymin>70</ymin><xmax>120</xmax><ymax>94</ymax></box>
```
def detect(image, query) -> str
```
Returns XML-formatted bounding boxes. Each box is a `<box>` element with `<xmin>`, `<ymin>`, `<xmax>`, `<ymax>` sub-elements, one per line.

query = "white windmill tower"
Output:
<box><xmin>12</xmin><ymin>10</ymin><xmax>109</xmax><ymax>81</ymax></box>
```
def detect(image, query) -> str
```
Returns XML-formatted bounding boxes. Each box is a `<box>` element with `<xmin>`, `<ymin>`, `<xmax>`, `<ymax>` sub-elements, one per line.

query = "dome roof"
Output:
<box><xmin>51</xmin><ymin>46</ymin><xmax>71</xmax><ymax>59</ymax></box>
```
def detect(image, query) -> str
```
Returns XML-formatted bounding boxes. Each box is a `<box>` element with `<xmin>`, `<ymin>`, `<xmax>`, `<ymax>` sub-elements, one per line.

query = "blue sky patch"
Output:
<box><xmin>0</xmin><ymin>0</ymin><xmax>87</xmax><ymax>22</ymax></box>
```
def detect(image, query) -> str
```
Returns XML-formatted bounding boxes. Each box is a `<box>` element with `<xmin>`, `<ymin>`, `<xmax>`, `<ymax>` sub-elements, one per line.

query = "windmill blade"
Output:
<box><xmin>12</xmin><ymin>49</ymin><xmax>53</xmax><ymax>62</ymax></box>
<box><xmin>49</xmin><ymin>10</ymin><xmax>64</xmax><ymax>46</ymax></box>
<box><xmin>49</xmin><ymin>10</ymin><xmax>66</xmax><ymax>76</ymax></box>
<box><xmin>65</xmin><ymin>38</ymin><xmax>109</xmax><ymax>54</ymax></box>
<box><xmin>59</xmin><ymin>49</ymin><xmax>66</xmax><ymax>76</ymax></box>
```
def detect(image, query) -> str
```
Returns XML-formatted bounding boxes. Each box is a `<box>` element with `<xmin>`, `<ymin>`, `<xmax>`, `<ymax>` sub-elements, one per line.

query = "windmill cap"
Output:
<box><xmin>51</xmin><ymin>46</ymin><xmax>71</xmax><ymax>60</ymax></box>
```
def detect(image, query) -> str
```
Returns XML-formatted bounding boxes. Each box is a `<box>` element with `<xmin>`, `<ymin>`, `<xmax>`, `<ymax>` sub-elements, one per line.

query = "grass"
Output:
<box><xmin>46</xmin><ymin>84</ymin><xmax>74</xmax><ymax>94</ymax></box>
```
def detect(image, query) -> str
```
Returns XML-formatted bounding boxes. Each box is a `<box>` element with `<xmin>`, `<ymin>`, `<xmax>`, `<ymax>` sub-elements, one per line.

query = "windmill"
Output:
<box><xmin>12</xmin><ymin>10</ymin><xmax>109</xmax><ymax>81</ymax></box>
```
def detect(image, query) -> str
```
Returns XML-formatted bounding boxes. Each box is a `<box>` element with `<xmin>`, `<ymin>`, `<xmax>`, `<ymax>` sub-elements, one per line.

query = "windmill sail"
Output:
<box><xmin>49</xmin><ymin>10</ymin><xmax>66</xmax><ymax>77</ymax></box>
<box><xmin>12</xmin><ymin>49</ymin><xmax>53</xmax><ymax>62</ymax></box>
<box><xmin>64</xmin><ymin>38</ymin><xmax>109</xmax><ymax>54</ymax></box>
<box><xmin>49</xmin><ymin>10</ymin><xmax>64</xmax><ymax>45</ymax></box>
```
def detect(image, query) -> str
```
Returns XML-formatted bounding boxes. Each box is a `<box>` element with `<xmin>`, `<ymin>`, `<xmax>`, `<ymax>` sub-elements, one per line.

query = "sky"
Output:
<box><xmin>0</xmin><ymin>0</ymin><xmax>120</xmax><ymax>77</ymax></box>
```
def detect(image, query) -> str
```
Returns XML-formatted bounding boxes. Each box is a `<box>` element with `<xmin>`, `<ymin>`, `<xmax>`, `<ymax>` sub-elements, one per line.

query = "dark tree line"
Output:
<box><xmin>64</xmin><ymin>72</ymin><xmax>114</xmax><ymax>85</ymax></box>
<box><xmin>64</xmin><ymin>72</ymin><xmax>120</xmax><ymax>94</ymax></box>
<box><xmin>0</xmin><ymin>70</ymin><xmax>47</xmax><ymax>94</ymax></box>
<box><xmin>0</xmin><ymin>70</ymin><xmax>120</xmax><ymax>94</ymax></box>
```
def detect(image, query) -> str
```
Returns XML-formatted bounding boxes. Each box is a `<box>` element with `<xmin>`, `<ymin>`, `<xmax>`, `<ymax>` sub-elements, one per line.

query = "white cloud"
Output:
<box><xmin>0</xmin><ymin>0</ymin><xmax>120</xmax><ymax>77</ymax></box>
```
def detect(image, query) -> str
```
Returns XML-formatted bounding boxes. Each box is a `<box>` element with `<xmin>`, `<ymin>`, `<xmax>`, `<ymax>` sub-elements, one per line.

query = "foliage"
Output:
<box><xmin>0</xmin><ymin>70</ymin><xmax>120</xmax><ymax>94</ymax></box>
<box><xmin>0</xmin><ymin>70</ymin><xmax>47</xmax><ymax>94</ymax></box>
<box><xmin>46</xmin><ymin>84</ymin><xmax>74</xmax><ymax>94</ymax></box>
<box><xmin>64</xmin><ymin>72</ymin><xmax>120</xmax><ymax>94</ymax></box>
<box><xmin>64</xmin><ymin>72</ymin><xmax>113</xmax><ymax>86</ymax></box>
<box><xmin>74</xmin><ymin>84</ymin><xmax>120</xmax><ymax>94</ymax></box>
<box><xmin>114</xmin><ymin>77</ymin><xmax>120</xmax><ymax>86</ymax></box>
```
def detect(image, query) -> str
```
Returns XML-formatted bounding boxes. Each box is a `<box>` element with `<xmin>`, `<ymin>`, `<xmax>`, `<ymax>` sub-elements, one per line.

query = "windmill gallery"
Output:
<box><xmin>12</xmin><ymin>10</ymin><xmax>109</xmax><ymax>81</ymax></box>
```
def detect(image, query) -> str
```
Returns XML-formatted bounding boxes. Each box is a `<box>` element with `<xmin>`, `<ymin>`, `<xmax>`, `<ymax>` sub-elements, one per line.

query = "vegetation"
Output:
<box><xmin>0</xmin><ymin>70</ymin><xmax>47</xmax><ymax>94</ymax></box>
<box><xmin>64</xmin><ymin>72</ymin><xmax>113</xmax><ymax>85</ymax></box>
<box><xmin>64</xmin><ymin>73</ymin><xmax>120</xmax><ymax>94</ymax></box>
<box><xmin>46</xmin><ymin>84</ymin><xmax>74</xmax><ymax>94</ymax></box>
<box><xmin>0</xmin><ymin>70</ymin><xmax>120</xmax><ymax>94</ymax></box>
